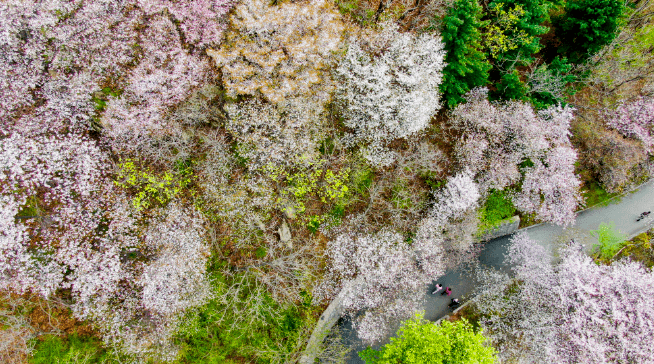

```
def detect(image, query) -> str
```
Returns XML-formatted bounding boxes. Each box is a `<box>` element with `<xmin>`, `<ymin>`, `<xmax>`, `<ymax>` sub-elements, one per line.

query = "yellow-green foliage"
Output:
<box><xmin>266</xmin><ymin>164</ymin><xmax>350</xmax><ymax>214</ymax></box>
<box><xmin>306</xmin><ymin>214</ymin><xmax>326</xmax><ymax>233</ymax></box>
<box><xmin>611</xmin><ymin>232</ymin><xmax>654</xmax><ymax>268</ymax></box>
<box><xmin>114</xmin><ymin>159</ymin><xmax>192</xmax><ymax>211</ymax></box>
<box><xmin>321</xmin><ymin>169</ymin><xmax>350</xmax><ymax>203</ymax></box>
<box><xmin>483</xmin><ymin>4</ymin><xmax>533</xmax><ymax>58</ymax></box>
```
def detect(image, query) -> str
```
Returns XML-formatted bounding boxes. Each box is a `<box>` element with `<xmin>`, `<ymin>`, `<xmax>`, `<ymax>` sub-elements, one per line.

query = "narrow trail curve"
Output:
<box><xmin>340</xmin><ymin>179</ymin><xmax>654</xmax><ymax>363</ymax></box>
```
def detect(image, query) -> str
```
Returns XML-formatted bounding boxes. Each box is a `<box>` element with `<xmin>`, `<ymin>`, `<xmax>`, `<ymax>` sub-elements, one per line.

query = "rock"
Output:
<box><xmin>278</xmin><ymin>220</ymin><xmax>292</xmax><ymax>248</ymax></box>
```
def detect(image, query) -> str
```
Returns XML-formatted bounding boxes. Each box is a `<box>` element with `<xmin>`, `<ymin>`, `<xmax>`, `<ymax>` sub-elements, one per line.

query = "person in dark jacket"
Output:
<box><xmin>448</xmin><ymin>298</ymin><xmax>461</xmax><ymax>309</ymax></box>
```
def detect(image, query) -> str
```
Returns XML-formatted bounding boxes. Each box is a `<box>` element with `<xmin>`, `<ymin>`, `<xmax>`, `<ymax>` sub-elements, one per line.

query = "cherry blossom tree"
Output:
<box><xmin>475</xmin><ymin>231</ymin><xmax>654</xmax><ymax>363</ymax></box>
<box><xmin>0</xmin><ymin>1</ymin><xmax>233</xmax><ymax>358</ymax></box>
<box><xmin>606</xmin><ymin>96</ymin><xmax>654</xmax><ymax>152</ymax></box>
<box><xmin>416</xmin><ymin>168</ymin><xmax>481</xmax><ymax>265</ymax></box>
<box><xmin>1</xmin><ymin>0</ymin><xmax>233</xmax><ymax>157</ymax></box>
<box><xmin>137</xmin><ymin>0</ymin><xmax>233</xmax><ymax>49</ymax></box>
<box><xmin>335</xmin><ymin>23</ymin><xmax>446</xmax><ymax>166</ymax></box>
<box><xmin>101</xmin><ymin>14</ymin><xmax>212</xmax><ymax>153</ymax></box>
<box><xmin>223</xmin><ymin>98</ymin><xmax>327</xmax><ymax>169</ymax></box>
<box><xmin>317</xmin><ymin>230</ymin><xmax>430</xmax><ymax>344</ymax></box>
<box><xmin>450</xmin><ymin>88</ymin><xmax>582</xmax><ymax>225</ymax></box>
<box><xmin>316</xmin><ymin>170</ymin><xmax>480</xmax><ymax>343</ymax></box>
<box><xmin>514</xmin><ymin>146</ymin><xmax>582</xmax><ymax>226</ymax></box>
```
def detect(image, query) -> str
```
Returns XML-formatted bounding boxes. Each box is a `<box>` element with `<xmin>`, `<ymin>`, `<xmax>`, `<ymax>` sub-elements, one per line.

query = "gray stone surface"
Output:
<box><xmin>478</xmin><ymin>215</ymin><xmax>520</xmax><ymax>242</ymax></box>
<box><xmin>278</xmin><ymin>220</ymin><xmax>292</xmax><ymax>248</ymax></box>
<box><xmin>299</xmin><ymin>279</ymin><xmax>359</xmax><ymax>364</ymax></box>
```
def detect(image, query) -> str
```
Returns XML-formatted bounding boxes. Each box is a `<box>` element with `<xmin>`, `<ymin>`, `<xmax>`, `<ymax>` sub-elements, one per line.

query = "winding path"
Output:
<box><xmin>339</xmin><ymin>179</ymin><xmax>654</xmax><ymax>363</ymax></box>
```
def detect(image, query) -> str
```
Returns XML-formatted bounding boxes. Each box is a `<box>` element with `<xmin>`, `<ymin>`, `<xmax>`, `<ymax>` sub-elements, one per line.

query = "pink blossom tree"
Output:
<box><xmin>1</xmin><ymin>0</ymin><xmax>233</xmax><ymax>156</ymax></box>
<box><xmin>138</xmin><ymin>0</ymin><xmax>233</xmax><ymax>49</ymax></box>
<box><xmin>606</xmin><ymin>96</ymin><xmax>654</xmax><ymax>152</ymax></box>
<box><xmin>475</xmin><ymin>232</ymin><xmax>654</xmax><ymax>363</ymax></box>
<box><xmin>100</xmin><ymin>14</ymin><xmax>212</xmax><ymax>154</ymax></box>
<box><xmin>450</xmin><ymin>88</ymin><xmax>582</xmax><ymax>225</ymax></box>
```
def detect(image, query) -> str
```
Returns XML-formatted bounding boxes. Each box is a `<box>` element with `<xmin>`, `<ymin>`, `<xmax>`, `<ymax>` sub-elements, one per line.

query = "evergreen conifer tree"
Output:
<box><xmin>440</xmin><ymin>0</ymin><xmax>492</xmax><ymax>108</ymax></box>
<box><xmin>556</xmin><ymin>0</ymin><xmax>625</xmax><ymax>62</ymax></box>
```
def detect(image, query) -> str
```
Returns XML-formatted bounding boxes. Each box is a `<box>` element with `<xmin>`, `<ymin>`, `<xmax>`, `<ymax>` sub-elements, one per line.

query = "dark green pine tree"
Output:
<box><xmin>440</xmin><ymin>0</ymin><xmax>492</xmax><ymax>108</ymax></box>
<box><xmin>556</xmin><ymin>0</ymin><xmax>625</xmax><ymax>63</ymax></box>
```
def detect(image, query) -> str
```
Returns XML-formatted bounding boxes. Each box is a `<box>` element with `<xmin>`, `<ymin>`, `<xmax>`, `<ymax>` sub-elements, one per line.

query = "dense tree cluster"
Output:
<box><xmin>0</xmin><ymin>0</ymin><xmax>232</xmax><ymax>359</ymax></box>
<box><xmin>450</xmin><ymin>88</ymin><xmax>582</xmax><ymax>225</ymax></box>
<box><xmin>2</xmin><ymin>0</ymin><xmax>653</xmax><ymax>361</ymax></box>
<box><xmin>475</xmin><ymin>232</ymin><xmax>654</xmax><ymax>363</ymax></box>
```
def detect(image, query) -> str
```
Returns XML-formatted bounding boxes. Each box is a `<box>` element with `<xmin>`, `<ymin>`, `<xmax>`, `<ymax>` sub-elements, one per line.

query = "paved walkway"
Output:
<box><xmin>341</xmin><ymin>179</ymin><xmax>654</xmax><ymax>363</ymax></box>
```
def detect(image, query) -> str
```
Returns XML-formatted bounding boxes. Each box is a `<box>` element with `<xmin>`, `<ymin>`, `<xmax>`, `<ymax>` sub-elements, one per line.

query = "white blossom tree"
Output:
<box><xmin>317</xmin><ymin>230</ymin><xmax>430</xmax><ymax>344</ymax></box>
<box><xmin>208</xmin><ymin>0</ymin><xmax>346</xmax><ymax>168</ymax></box>
<box><xmin>514</xmin><ymin>146</ymin><xmax>582</xmax><ymax>225</ymax></box>
<box><xmin>335</xmin><ymin>23</ymin><xmax>446</xmax><ymax>166</ymax></box>
<box><xmin>223</xmin><ymin>98</ymin><xmax>326</xmax><ymax>168</ymax></box>
<box><xmin>475</xmin><ymin>231</ymin><xmax>654</xmax><ymax>364</ymax></box>
<box><xmin>208</xmin><ymin>0</ymin><xmax>344</xmax><ymax>105</ymax></box>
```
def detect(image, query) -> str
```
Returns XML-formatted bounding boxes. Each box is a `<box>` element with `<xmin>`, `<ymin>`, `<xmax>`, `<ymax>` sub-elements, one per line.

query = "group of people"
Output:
<box><xmin>432</xmin><ymin>284</ymin><xmax>461</xmax><ymax>310</ymax></box>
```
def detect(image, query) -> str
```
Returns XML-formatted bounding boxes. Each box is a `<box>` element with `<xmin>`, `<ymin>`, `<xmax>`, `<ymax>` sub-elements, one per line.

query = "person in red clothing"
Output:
<box><xmin>440</xmin><ymin>287</ymin><xmax>452</xmax><ymax>296</ymax></box>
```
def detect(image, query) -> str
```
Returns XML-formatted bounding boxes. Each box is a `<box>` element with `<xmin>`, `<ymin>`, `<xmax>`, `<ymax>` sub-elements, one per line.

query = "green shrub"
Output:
<box><xmin>496</xmin><ymin>69</ymin><xmax>528</xmax><ymax>100</ymax></box>
<box><xmin>350</xmin><ymin>163</ymin><xmax>374</xmax><ymax>195</ymax></box>
<box><xmin>615</xmin><ymin>233</ymin><xmax>654</xmax><ymax>268</ymax></box>
<box><xmin>591</xmin><ymin>221</ymin><xmax>627</xmax><ymax>261</ymax></box>
<box><xmin>176</xmin><ymin>272</ymin><xmax>314</xmax><ymax>364</ymax></box>
<box><xmin>114</xmin><ymin>158</ymin><xmax>193</xmax><ymax>211</ymax></box>
<box><xmin>580</xmin><ymin>181</ymin><xmax>618</xmax><ymax>208</ymax></box>
<box><xmin>479</xmin><ymin>189</ymin><xmax>516</xmax><ymax>232</ymax></box>
<box><xmin>307</xmin><ymin>214</ymin><xmax>325</xmax><ymax>233</ymax></box>
<box><xmin>359</xmin><ymin>313</ymin><xmax>497</xmax><ymax>364</ymax></box>
<box><xmin>30</xmin><ymin>334</ymin><xmax>124</xmax><ymax>364</ymax></box>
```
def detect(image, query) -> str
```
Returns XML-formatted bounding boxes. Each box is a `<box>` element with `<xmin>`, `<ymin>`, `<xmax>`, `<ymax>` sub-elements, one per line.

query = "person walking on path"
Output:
<box><xmin>432</xmin><ymin>284</ymin><xmax>443</xmax><ymax>294</ymax></box>
<box><xmin>638</xmin><ymin>211</ymin><xmax>651</xmax><ymax>221</ymax></box>
<box><xmin>441</xmin><ymin>287</ymin><xmax>452</xmax><ymax>296</ymax></box>
<box><xmin>448</xmin><ymin>298</ymin><xmax>461</xmax><ymax>309</ymax></box>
